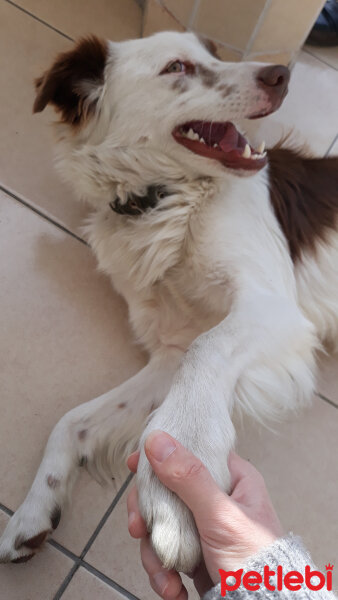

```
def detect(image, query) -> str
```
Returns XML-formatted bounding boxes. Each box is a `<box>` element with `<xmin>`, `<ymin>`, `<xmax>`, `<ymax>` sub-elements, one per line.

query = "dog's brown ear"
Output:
<box><xmin>33</xmin><ymin>35</ymin><xmax>108</xmax><ymax>126</ymax></box>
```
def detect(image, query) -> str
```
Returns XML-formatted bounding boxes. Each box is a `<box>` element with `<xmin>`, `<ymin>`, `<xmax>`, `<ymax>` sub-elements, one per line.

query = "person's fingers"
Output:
<box><xmin>140</xmin><ymin>537</ymin><xmax>185</xmax><ymax>599</ymax></box>
<box><xmin>127</xmin><ymin>451</ymin><xmax>140</xmax><ymax>473</ymax></box>
<box><xmin>228</xmin><ymin>452</ymin><xmax>266</xmax><ymax>505</ymax></box>
<box><xmin>127</xmin><ymin>485</ymin><xmax>148</xmax><ymax>538</ymax></box>
<box><xmin>144</xmin><ymin>431</ymin><xmax>232</xmax><ymax>527</ymax></box>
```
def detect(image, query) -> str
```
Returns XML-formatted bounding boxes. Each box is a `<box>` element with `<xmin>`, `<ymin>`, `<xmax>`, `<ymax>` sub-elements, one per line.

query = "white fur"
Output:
<box><xmin>0</xmin><ymin>31</ymin><xmax>337</xmax><ymax>571</ymax></box>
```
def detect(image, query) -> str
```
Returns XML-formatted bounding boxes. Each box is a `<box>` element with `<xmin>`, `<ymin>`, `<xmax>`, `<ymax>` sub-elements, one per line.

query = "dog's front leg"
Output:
<box><xmin>137</xmin><ymin>293</ymin><xmax>317</xmax><ymax>573</ymax></box>
<box><xmin>0</xmin><ymin>348</ymin><xmax>182</xmax><ymax>563</ymax></box>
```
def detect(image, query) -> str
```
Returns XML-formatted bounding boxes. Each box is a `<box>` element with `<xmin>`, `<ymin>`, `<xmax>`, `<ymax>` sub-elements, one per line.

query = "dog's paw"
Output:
<box><xmin>0</xmin><ymin>496</ymin><xmax>61</xmax><ymax>564</ymax></box>
<box><xmin>137</xmin><ymin>455</ymin><xmax>201</xmax><ymax>573</ymax></box>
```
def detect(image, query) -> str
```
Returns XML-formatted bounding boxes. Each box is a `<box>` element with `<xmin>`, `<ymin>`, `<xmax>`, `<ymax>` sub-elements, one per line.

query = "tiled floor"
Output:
<box><xmin>0</xmin><ymin>1</ymin><xmax>337</xmax><ymax>598</ymax></box>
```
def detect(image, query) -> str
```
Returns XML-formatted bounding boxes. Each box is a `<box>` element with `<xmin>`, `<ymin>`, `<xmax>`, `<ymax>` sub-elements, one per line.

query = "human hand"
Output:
<box><xmin>127</xmin><ymin>430</ymin><xmax>283</xmax><ymax>599</ymax></box>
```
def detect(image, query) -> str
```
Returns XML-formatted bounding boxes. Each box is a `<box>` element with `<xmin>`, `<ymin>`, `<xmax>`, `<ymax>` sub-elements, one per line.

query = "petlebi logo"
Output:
<box><xmin>219</xmin><ymin>563</ymin><xmax>334</xmax><ymax>596</ymax></box>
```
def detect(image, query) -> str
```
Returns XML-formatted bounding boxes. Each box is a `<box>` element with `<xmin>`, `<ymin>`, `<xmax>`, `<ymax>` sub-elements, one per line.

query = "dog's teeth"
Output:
<box><xmin>213</xmin><ymin>143</ymin><xmax>218</xmax><ymax>148</ymax></box>
<box><xmin>186</xmin><ymin>128</ymin><xmax>195</xmax><ymax>140</ymax></box>
<box><xmin>192</xmin><ymin>132</ymin><xmax>200</xmax><ymax>141</ymax></box>
<box><xmin>257</xmin><ymin>141</ymin><xmax>265</xmax><ymax>154</ymax></box>
<box><xmin>200</xmin><ymin>137</ymin><xmax>206</xmax><ymax>144</ymax></box>
<box><xmin>242</xmin><ymin>144</ymin><xmax>251</xmax><ymax>159</ymax></box>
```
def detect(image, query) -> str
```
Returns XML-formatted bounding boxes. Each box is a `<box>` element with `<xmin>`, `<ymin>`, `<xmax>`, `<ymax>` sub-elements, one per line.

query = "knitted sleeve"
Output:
<box><xmin>202</xmin><ymin>534</ymin><xmax>336</xmax><ymax>600</ymax></box>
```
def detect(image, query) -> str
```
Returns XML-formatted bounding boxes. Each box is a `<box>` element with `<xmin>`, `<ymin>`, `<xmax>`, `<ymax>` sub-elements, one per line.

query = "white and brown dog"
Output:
<box><xmin>0</xmin><ymin>31</ymin><xmax>337</xmax><ymax>572</ymax></box>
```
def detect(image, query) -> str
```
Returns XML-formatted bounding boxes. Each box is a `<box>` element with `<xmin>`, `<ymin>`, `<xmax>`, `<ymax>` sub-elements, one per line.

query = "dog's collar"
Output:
<box><xmin>109</xmin><ymin>185</ymin><xmax>171</xmax><ymax>216</ymax></box>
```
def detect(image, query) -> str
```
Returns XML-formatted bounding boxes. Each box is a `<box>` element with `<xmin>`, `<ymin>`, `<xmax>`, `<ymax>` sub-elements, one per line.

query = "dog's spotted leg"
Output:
<box><xmin>0</xmin><ymin>349</ymin><xmax>182</xmax><ymax>563</ymax></box>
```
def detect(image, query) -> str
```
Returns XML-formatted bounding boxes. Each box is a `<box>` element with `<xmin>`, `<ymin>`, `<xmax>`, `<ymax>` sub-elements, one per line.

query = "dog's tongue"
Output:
<box><xmin>219</xmin><ymin>122</ymin><xmax>247</xmax><ymax>154</ymax></box>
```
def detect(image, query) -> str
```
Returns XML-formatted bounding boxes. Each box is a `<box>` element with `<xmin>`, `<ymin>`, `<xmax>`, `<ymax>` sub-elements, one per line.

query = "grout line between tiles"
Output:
<box><xmin>303</xmin><ymin>47</ymin><xmax>338</xmax><ymax>71</ymax></box>
<box><xmin>0</xmin><ymin>502</ymin><xmax>13</xmax><ymax>517</ymax></box>
<box><xmin>48</xmin><ymin>539</ymin><xmax>80</xmax><ymax>562</ymax></box>
<box><xmin>80</xmin><ymin>561</ymin><xmax>141</xmax><ymax>600</ymax></box>
<box><xmin>325</xmin><ymin>133</ymin><xmax>338</xmax><ymax>157</ymax></box>
<box><xmin>315</xmin><ymin>392</ymin><xmax>338</xmax><ymax>410</ymax></box>
<box><xmin>0</xmin><ymin>183</ymin><xmax>88</xmax><ymax>247</ymax></box>
<box><xmin>53</xmin><ymin>562</ymin><xmax>80</xmax><ymax>600</ymax></box>
<box><xmin>4</xmin><ymin>0</ymin><xmax>74</xmax><ymax>41</ymax></box>
<box><xmin>80</xmin><ymin>473</ymin><xmax>134</xmax><ymax>559</ymax></box>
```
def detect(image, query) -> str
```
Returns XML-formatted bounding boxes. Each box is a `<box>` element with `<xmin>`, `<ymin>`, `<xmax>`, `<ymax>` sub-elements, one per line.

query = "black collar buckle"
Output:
<box><xmin>109</xmin><ymin>185</ymin><xmax>171</xmax><ymax>216</ymax></box>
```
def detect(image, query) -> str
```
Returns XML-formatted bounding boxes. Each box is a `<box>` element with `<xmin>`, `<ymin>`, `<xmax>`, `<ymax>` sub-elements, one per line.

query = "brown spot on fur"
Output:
<box><xmin>196</xmin><ymin>35</ymin><xmax>221</xmax><ymax>59</ymax></box>
<box><xmin>33</xmin><ymin>35</ymin><xmax>108</xmax><ymax>126</ymax></box>
<box><xmin>117</xmin><ymin>402</ymin><xmax>126</xmax><ymax>409</ymax></box>
<box><xmin>196</xmin><ymin>64</ymin><xmax>219</xmax><ymax>87</ymax></box>
<box><xmin>216</xmin><ymin>83</ymin><xmax>237</xmax><ymax>97</ymax></box>
<box><xmin>78</xmin><ymin>429</ymin><xmax>87</xmax><ymax>440</ymax></box>
<box><xmin>79</xmin><ymin>455</ymin><xmax>88</xmax><ymax>467</ymax></box>
<box><xmin>50</xmin><ymin>505</ymin><xmax>61</xmax><ymax>530</ymax></box>
<box><xmin>171</xmin><ymin>78</ymin><xmax>189</xmax><ymax>93</ymax></box>
<box><xmin>15</xmin><ymin>530</ymin><xmax>48</xmax><ymax>551</ymax></box>
<box><xmin>47</xmin><ymin>474</ymin><xmax>60</xmax><ymax>489</ymax></box>
<box><xmin>268</xmin><ymin>147</ymin><xmax>338</xmax><ymax>261</ymax></box>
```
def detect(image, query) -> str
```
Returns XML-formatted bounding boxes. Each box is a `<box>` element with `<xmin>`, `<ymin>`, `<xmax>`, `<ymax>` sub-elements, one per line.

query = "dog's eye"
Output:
<box><xmin>164</xmin><ymin>60</ymin><xmax>185</xmax><ymax>74</ymax></box>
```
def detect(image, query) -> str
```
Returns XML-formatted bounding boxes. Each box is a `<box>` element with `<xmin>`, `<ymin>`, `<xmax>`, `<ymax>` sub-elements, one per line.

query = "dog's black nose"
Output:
<box><xmin>256</xmin><ymin>65</ymin><xmax>290</xmax><ymax>96</ymax></box>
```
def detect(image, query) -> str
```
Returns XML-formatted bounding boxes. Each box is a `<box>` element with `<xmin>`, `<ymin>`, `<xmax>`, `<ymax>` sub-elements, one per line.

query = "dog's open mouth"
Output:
<box><xmin>173</xmin><ymin>121</ymin><xmax>267</xmax><ymax>171</ymax></box>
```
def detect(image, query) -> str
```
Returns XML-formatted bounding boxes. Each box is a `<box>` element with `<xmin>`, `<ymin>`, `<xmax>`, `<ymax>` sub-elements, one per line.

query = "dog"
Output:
<box><xmin>0</xmin><ymin>31</ymin><xmax>337</xmax><ymax>572</ymax></box>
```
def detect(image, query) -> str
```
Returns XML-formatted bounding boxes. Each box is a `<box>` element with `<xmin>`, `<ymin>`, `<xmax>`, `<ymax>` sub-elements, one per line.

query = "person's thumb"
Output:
<box><xmin>144</xmin><ymin>430</ymin><xmax>231</xmax><ymax>528</ymax></box>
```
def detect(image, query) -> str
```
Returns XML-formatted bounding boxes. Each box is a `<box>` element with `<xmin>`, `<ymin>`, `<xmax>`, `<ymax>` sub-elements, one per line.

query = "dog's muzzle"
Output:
<box><xmin>109</xmin><ymin>185</ymin><xmax>171</xmax><ymax>216</ymax></box>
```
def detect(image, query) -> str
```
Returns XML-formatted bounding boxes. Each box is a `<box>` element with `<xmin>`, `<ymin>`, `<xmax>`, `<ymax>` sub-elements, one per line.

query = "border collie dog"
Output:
<box><xmin>0</xmin><ymin>32</ymin><xmax>337</xmax><ymax>572</ymax></box>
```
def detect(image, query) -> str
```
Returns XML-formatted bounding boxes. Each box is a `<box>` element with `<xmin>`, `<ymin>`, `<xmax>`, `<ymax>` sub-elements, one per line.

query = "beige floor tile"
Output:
<box><xmin>143</xmin><ymin>0</ymin><xmax>185</xmax><ymax>35</ymax></box>
<box><xmin>239</xmin><ymin>51</ymin><xmax>338</xmax><ymax>155</ymax></box>
<box><xmin>85</xmin><ymin>482</ymin><xmax>199</xmax><ymax>600</ymax></box>
<box><xmin>62</xmin><ymin>567</ymin><xmax>129</xmax><ymax>600</ymax></box>
<box><xmin>317</xmin><ymin>353</ymin><xmax>338</xmax><ymax>405</ymax></box>
<box><xmin>0</xmin><ymin>510</ymin><xmax>73</xmax><ymax>600</ymax></box>
<box><xmin>0</xmin><ymin>191</ymin><xmax>145</xmax><ymax>554</ymax></box>
<box><xmin>13</xmin><ymin>0</ymin><xmax>142</xmax><ymax>41</ymax></box>
<box><xmin>164</xmin><ymin>0</ymin><xmax>195</xmax><ymax>26</ymax></box>
<box><xmin>304</xmin><ymin>45</ymin><xmax>338</xmax><ymax>71</ymax></box>
<box><xmin>236</xmin><ymin>395</ymin><xmax>338</xmax><ymax>588</ymax></box>
<box><xmin>0</xmin><ymin>1</ymin><xmax>90</xmax><ymax>235</ymax></box>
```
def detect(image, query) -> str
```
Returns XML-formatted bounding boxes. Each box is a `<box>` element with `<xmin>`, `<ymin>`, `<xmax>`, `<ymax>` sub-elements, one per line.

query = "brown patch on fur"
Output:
<box><xmin>22</xmin><ymin>531</ymin><xmax>48</xmax><ymax>550</ymax></box>
<box><xmin>50</xmin><ymin>505</ymin><xmax>61</xmax><ymax>530</ymax></box>
<box><xmin>171</xmin><ymin>78</ymin><xmax>189</xmax><ymax>93</ymax></box>
<box><xmin>196</xmin><ymin>64</ymin><xmax>219</xmax><ymax>87</ymax></box>
<box><xmin>33</xmin><ymin>35</ymin><xmax>108</xmax><ymax>126</ymax></box>
<box><xmin>216</xmin><ymin>83</ymin><xmax>237</xmax><ymax>97</ymax></box>
<box><xmin>268</xmin><ymin>147</ymin><xmax>338</xmax><ymax>261</ymax></box>
<box><xmin>47</xmin><ymin>474</ymin><xmax>60</xmax><ymax>489</ymax></box>
<box><xmin>196</xmin><ymin>35</ymin><xmax>220</xmax><ymax>59</ymax></box>
<box><xmin>117</xmin><ymin>402</ymin><xmax>127</xmax><ymax>409</ymax></box>
<box><xmin>79</xmin><ymin>455</ymin><xmax>88</xmax><ymax>467</ymax></box>
<box><xmin>78</xmin><ymin>429</ymin><xmax>87</xmax><ymax>440</ymax></box>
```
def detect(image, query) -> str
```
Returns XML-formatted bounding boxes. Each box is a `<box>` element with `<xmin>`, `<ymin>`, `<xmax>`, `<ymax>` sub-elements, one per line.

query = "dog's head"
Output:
<box><xmin>34</xmin><ymin>32</ymin><xmax>289</xmax><ymax>202</ymax></box>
